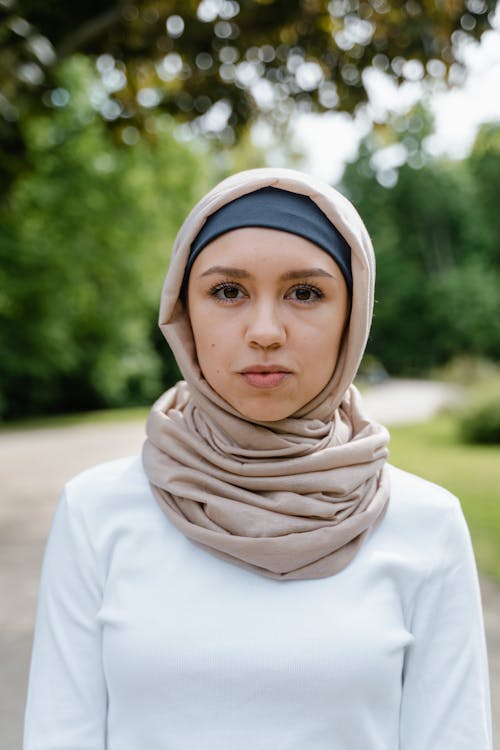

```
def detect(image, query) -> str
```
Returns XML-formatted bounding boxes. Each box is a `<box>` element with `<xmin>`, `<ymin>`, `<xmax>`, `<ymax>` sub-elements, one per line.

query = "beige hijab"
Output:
<box><xmin>142</xmin><ymin>167</ymin><xmax>390</xmax><ymax>580</ymax></box>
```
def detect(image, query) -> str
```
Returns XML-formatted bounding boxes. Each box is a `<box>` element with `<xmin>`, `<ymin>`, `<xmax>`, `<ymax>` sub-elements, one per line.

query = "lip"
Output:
<box><xmin>240</xmin><ymin>365</ymin><xmax>291</xmax><ymax>374</ymax></box>
<box><xmin>239</xmin><ymin>364</ymin><xmax>292</xmax><ymax>389</ymax></box>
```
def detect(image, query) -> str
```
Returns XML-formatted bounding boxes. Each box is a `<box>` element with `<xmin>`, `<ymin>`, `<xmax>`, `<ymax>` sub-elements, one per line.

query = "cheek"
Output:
<box><xmin>191</xmin><ymin>308</ymin><xmax>237</xmax><ymax>353</ymax></box>
<box><xmin>301</xmin><ymin>316</ymin><xmax>345</xmax><ymax>376</ymax></box>
<box><xmin>196</xmin><ymin>335</ymin><xmax>216</xmax><ymax>364</ymax></box>
<box><xmin>190</xmin><ymin>309</ymin><xmax>214</xmax><ymax>350</ymax></box>
<box><xmin>193</xmin><ymin>329</ymin><xmax>227</xmax><ymax>378</ymax></box>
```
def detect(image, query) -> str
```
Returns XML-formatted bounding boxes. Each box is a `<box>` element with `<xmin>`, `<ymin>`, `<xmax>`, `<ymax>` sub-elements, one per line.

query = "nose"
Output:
<box><xmin>244</xmin><ymin>298</ymin><xmax>286</xmax><ymax>349</ymax></box>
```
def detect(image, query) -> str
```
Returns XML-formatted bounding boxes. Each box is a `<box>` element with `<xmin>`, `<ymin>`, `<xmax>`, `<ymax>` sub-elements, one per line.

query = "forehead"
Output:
<box><xmin>190</xmin><ymin>226</ymin><xmax>339</xmax><ymax>273</ymax></box>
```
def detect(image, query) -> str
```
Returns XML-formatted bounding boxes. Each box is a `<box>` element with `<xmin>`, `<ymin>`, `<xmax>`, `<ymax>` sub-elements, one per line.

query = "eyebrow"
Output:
<box><xmin>198</xmin><ymin>265</ymin><xmax>337</xmax><ymax>281</ymax></box>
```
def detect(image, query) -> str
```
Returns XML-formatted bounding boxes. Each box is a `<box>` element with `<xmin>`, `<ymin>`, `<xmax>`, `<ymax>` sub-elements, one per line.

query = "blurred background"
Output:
<box><xmin>1</xmin><ymin>0</ymin><xmax>500</xmax><ymax>746</ymax></box>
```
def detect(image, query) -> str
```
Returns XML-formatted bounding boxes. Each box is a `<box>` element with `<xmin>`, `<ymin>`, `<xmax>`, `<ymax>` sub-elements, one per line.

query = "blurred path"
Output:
<box><xmin>361</xmin><ymin>377</ymin><xmax>463</xmax><ymax>424</ymax></box>
<box><xmin>0</xmin><ymin>420</ymin><xmax>147</xmax><ymax>750</ymax></box>
<box><xmin>1</xmin><ymin>379</ymin><xmax>498</xmax><ymax>748</ymax></box>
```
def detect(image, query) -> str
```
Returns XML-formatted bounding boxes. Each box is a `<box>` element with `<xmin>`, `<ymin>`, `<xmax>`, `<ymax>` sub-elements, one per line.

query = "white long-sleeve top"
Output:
<box><xmin>24</xmin><ymin>456</ymin><xmax>491</xmax><ymax>750</ymax></box>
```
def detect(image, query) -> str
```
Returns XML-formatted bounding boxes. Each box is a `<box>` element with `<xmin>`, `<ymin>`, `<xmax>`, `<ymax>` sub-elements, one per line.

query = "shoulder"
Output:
<box><xmin>65</xmin><ymin>454</ymin><xmax>148</xmax><ymax>495</ymax></box>
<box><xmin>386</xmin><ymin>462</ymin><xmax>467</xmax><ymax>534</ymax></box>
<box><xmin>387</xmin><ymin>463</ymin><xmax>459</xmax><ymax>516</ymax></box>
<box><xmin>55</xmin><ymin>454</ymin><xmax>172</xmax><ymax>571</ymax></box>
<box><xmin>62</xmin><ymin>454</ymin><xmax>156</xmax><ymax>526</ymax></box>
<box><xmin>375</xmin><ymin>464</ymin><xmax>473</xmax><ymax>571</ymax></box>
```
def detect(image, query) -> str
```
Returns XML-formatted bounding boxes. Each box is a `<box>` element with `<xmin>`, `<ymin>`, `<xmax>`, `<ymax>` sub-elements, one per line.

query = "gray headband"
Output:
<box><xmin>181</xmin><ymin>186</ymin><xmax>352</xmax><ymax>297</ymax></box>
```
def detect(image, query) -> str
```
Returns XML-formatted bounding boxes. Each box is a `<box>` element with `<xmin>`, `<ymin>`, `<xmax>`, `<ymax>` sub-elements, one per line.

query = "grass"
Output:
<box><xmin>387</xmin><ymin>414</ymin><xmax>500</xmax><ymax>582</ymax></box>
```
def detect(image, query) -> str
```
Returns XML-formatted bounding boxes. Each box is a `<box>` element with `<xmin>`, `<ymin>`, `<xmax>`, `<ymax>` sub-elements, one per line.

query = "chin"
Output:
<box><xmin>233</xmin><ymin>401</ymin><xmax>297</xmax><ymax>423</ymax></box>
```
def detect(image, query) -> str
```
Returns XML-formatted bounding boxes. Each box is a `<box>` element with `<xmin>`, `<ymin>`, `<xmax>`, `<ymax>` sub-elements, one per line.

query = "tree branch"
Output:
<box><xmin>55</xmin><ymin>2</ymin><xmax>129</xmax><ymax>61</ymax></box>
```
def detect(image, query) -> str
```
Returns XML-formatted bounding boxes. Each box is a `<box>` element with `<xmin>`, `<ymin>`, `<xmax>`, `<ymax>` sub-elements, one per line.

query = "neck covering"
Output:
<box><xmin>182</xmin><ymin>186</ymin><xmax>352</xmax><ymax>297</ymax></box>
<box><xmin>142</xmin><ymin>167</ymin><xmax>390</xmax><ymax>581</ymax></box>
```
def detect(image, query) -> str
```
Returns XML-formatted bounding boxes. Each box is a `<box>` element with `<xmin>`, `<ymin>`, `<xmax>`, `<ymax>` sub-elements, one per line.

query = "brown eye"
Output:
<box><xmin>222</xmin><ymin>285</ymin><xmax>239</xmax><ymax>299</ymax></box>
<box><xmin>288</xmin><ymin>284</ymin><xmax>323</xmax><ymax>302</ymax></box>
<box><xmin>295</xmin><ymin>287</ymin><xmax>313</xmax><ymax>301</ymax></box>
<box><xmin>209</xmin><ymin>282</ymin><xmax>245</xmax><ymax>302</ymax></box>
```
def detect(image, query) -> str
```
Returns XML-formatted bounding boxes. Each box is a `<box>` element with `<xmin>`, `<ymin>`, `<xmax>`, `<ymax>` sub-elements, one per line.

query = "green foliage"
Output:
<box><xmin>457</xmin><ymin>380</ymin><xmax>500</xmax><ymax>445</ymax></box>
<box><xmin>0</xmin><ymin>57</ymin><xmax>211</xmax><ymax>420</ymax></box>
<box><xmin>468</xmin><ymin>123</ymin><xmax>500</xmax><ymax>267</ymax></box>
<box><xmin>1</xmin><ymin>0</ymin><xmax>496</xmax><ymax>193</ymax></box>
<box><xmin>342</xmin><ymin>122</ymin><xmax>500</xmax><ymax>374</ymax></box>
<box><xmin>430</xmin><ymin>261</ymin><xmax>500</xmax><ymax>361</ymax></box>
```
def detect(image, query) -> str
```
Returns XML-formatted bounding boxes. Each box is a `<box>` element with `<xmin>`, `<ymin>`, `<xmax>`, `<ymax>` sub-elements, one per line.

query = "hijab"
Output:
<box><xmin>181</xmin><ymin>185</ymin><xmax>353</xmax><ymax>296</ymax></box>
<box><xmin>142</xmin><ymin>167</ymin><xmax>390</xmax><ymax>580</ymax></box>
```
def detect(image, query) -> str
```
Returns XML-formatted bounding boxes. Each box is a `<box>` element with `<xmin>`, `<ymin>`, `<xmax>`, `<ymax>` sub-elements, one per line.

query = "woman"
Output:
<box><xmin>24</xmin><ymin>168</ymin><xmax>491</xmax><ymax>749</ymax></box>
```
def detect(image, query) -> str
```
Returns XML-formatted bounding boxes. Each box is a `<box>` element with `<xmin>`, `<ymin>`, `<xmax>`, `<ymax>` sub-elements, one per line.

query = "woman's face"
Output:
<box><xmin>187</xmin><ymin>226</ymin><xmax>349</xmax><ymax>422</ymax></box>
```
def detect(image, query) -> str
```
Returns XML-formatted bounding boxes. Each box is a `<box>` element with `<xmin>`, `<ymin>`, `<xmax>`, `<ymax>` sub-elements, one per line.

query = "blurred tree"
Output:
<box><xmin>0</xmin><ymin>56</ymin><xmax>212</xmax><ymax>420</ymax></box>
<box><xmin>1</xmin><ymin>0</ymin><xmax>496</xmax><ymax>194</ymax></box>
<box><xmin>342</xmin><ymin>114</ymin><xmax>500</xmax><ymax>374</ymax></box>
<box><xmin>467</xmin><ymin>122</ymin><xmax>500</xmax><ymax>266</ymax></box>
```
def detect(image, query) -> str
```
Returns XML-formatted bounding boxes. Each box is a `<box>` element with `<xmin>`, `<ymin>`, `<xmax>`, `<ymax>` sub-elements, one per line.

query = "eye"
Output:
<box><xmin>288</xmin><ymin>284</ymin><xmax>324</xmax><ymax>303</ymax></box>
<box><xmin>209</xmin><ymin>282</ymin><xmax>246</xmax><ymax>302</ymax></box>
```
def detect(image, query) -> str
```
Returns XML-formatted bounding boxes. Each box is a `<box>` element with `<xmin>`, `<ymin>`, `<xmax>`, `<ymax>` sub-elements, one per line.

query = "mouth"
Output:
<box><xmin>239</xmin><ymin>365</ymin><xmax>291</xmax><ymax>389</ymax></box>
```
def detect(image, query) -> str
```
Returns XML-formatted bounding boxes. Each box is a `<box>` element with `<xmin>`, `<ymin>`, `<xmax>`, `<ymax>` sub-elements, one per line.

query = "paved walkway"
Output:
<box><xmin>1</xmin><ymin>380</ymin><xmax>498</xmax><ymax>748</ymax></box>
<box><xmin>361</xmin><ymin>377</ymin><xmax>463</xmax><ymax>425</ymax></box>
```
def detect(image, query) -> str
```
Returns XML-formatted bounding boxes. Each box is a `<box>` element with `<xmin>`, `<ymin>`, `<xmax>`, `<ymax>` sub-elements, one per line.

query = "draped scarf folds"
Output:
<box><xmin>142</xmin><ymin>167</ymin><xmax>391</xmax><ymax>580</ymax></box>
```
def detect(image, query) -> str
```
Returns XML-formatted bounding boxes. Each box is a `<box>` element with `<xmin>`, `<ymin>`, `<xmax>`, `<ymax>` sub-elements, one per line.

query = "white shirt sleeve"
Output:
<box><xmin>23</xmin><ymin>491</ymin><xmax>107</xmax><ymax>750</ymax></box>
<box><xmin>399</xmin><ymin>501</ymin><xmax>492</xmax><ymax>749</ymax></box>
